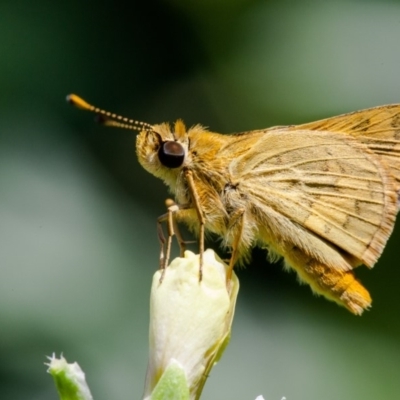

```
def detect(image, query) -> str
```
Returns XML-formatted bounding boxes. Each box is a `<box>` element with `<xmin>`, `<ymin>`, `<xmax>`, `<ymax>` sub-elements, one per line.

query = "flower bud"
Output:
<box><xmin>144</xmin><ymin>250</ymin><xmax>239</xmax><ymax>400</ymax></box>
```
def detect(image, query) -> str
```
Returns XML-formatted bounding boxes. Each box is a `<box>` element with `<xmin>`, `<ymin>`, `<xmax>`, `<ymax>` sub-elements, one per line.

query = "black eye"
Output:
<box><xmin>158</xmin><ymin>141</ymin><xmax>185</xmax><ymax>168</ymax></box>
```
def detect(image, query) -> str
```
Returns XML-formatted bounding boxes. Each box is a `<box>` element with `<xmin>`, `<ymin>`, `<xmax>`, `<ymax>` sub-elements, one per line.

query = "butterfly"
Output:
<box><xmin>68</xmin><ymin>94</ymin><xmax>400</xmax><ymax>315</ymax></box>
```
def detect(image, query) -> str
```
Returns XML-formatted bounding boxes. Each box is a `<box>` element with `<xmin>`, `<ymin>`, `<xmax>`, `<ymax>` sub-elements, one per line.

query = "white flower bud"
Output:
<box><xmin>144</xmin><ymin>249</ymin><xmax>239</xmax><ymax>400</ymax></box>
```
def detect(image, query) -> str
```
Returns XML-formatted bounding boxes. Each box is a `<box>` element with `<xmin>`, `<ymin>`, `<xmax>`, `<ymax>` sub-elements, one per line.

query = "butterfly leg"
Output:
<box><xmin>157</xmin><ymin>201</ymin><xmax>198</xmax><ymax>281</ymax></box>
<box><xmin>226</xmin><ymin>208</ymin><xmax>245</xmax><ymax>283</ymax></box>
<box><xmin>157</xmin><ymin>207</ymin><xmax>175</xmax><ymax>279</ymax></box>
<box><xmin>156</xmin><ymin>216</ymin><xmax>167</xmax><ymax>268</ymax></box>
<box><xmin>164</xmin><ymin>199</ymin><xmax>196</xmax><ymax>257</ymax></box>
<box><xmin>184</xmin><ymin>169</ymin><xmax>205</xmax><ymax>281</ymax></box>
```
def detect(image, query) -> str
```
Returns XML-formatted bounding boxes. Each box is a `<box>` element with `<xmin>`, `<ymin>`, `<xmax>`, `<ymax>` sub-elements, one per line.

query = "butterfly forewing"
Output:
<box><xmin>295</xmin><ymin>104</ymin><xmax>400</xmax><ymax>192</ymax></box>
<box><xmin>228</xmin><ymin>129</ymin><xmax>398</xmax><ymax>268</ymax></box>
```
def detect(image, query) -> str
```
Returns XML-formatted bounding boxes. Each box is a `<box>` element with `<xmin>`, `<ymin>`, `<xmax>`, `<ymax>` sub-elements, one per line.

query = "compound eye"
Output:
<box><xmin>158</xmin><ymin>141</ymin><xmax>185</xmax><ymax>168</ymax></box>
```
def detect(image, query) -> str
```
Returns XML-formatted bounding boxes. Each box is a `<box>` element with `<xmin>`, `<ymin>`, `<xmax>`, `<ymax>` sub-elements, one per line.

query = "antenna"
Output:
<box><xmin>66</xmin><ymin>94</ymin><xmax>153</xmax><ymax>132</ymax></box>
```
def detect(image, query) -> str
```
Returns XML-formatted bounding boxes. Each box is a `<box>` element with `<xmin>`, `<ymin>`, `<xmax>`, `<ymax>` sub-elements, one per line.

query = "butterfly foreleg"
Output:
<box><xmin>157</xmin><ymin>207</ymin><xmax>175</xmax><ymax>281</ymax></box>
<box><xmin>164</xmin><ymin>199</ymin><xmax>191</xmax><ymax>257</ymax></box>
<box><xmin>157</xmin><ymin>199</ymin><xmax>193</xmax><ymax>282</ymax></box>
<box><xmin>184</xmin><ymin>169</ymin><xmax>205</xmax><ymax>281</ymax></box>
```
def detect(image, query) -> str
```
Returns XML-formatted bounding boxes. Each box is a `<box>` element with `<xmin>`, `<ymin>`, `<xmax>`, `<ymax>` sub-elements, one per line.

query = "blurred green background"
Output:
<box><xmin>1</xmin><ymin>0</ymin><xmax>400</xmax><ymax>399</ymax></box>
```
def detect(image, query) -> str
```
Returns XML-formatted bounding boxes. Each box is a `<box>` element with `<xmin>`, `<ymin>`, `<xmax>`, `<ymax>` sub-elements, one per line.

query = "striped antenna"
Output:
<box><xmin>66</xmin><ymin>94</ymin><xmax>153</xmax><ymax>132</ymax></box>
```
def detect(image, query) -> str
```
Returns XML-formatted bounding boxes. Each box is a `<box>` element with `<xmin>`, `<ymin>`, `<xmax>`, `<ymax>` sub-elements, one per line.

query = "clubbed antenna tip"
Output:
<box><xmin>66</xmin><ymin>93</ymin><xmax>154</xmax><ymax>132</ymax></box>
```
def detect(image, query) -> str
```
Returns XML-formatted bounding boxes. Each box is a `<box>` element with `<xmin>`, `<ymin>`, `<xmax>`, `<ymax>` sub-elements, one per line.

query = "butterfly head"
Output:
<box><xmin>136</xmin><ymin>120</ymin><xmax>189</xmax><ymax>186</ymax></box>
